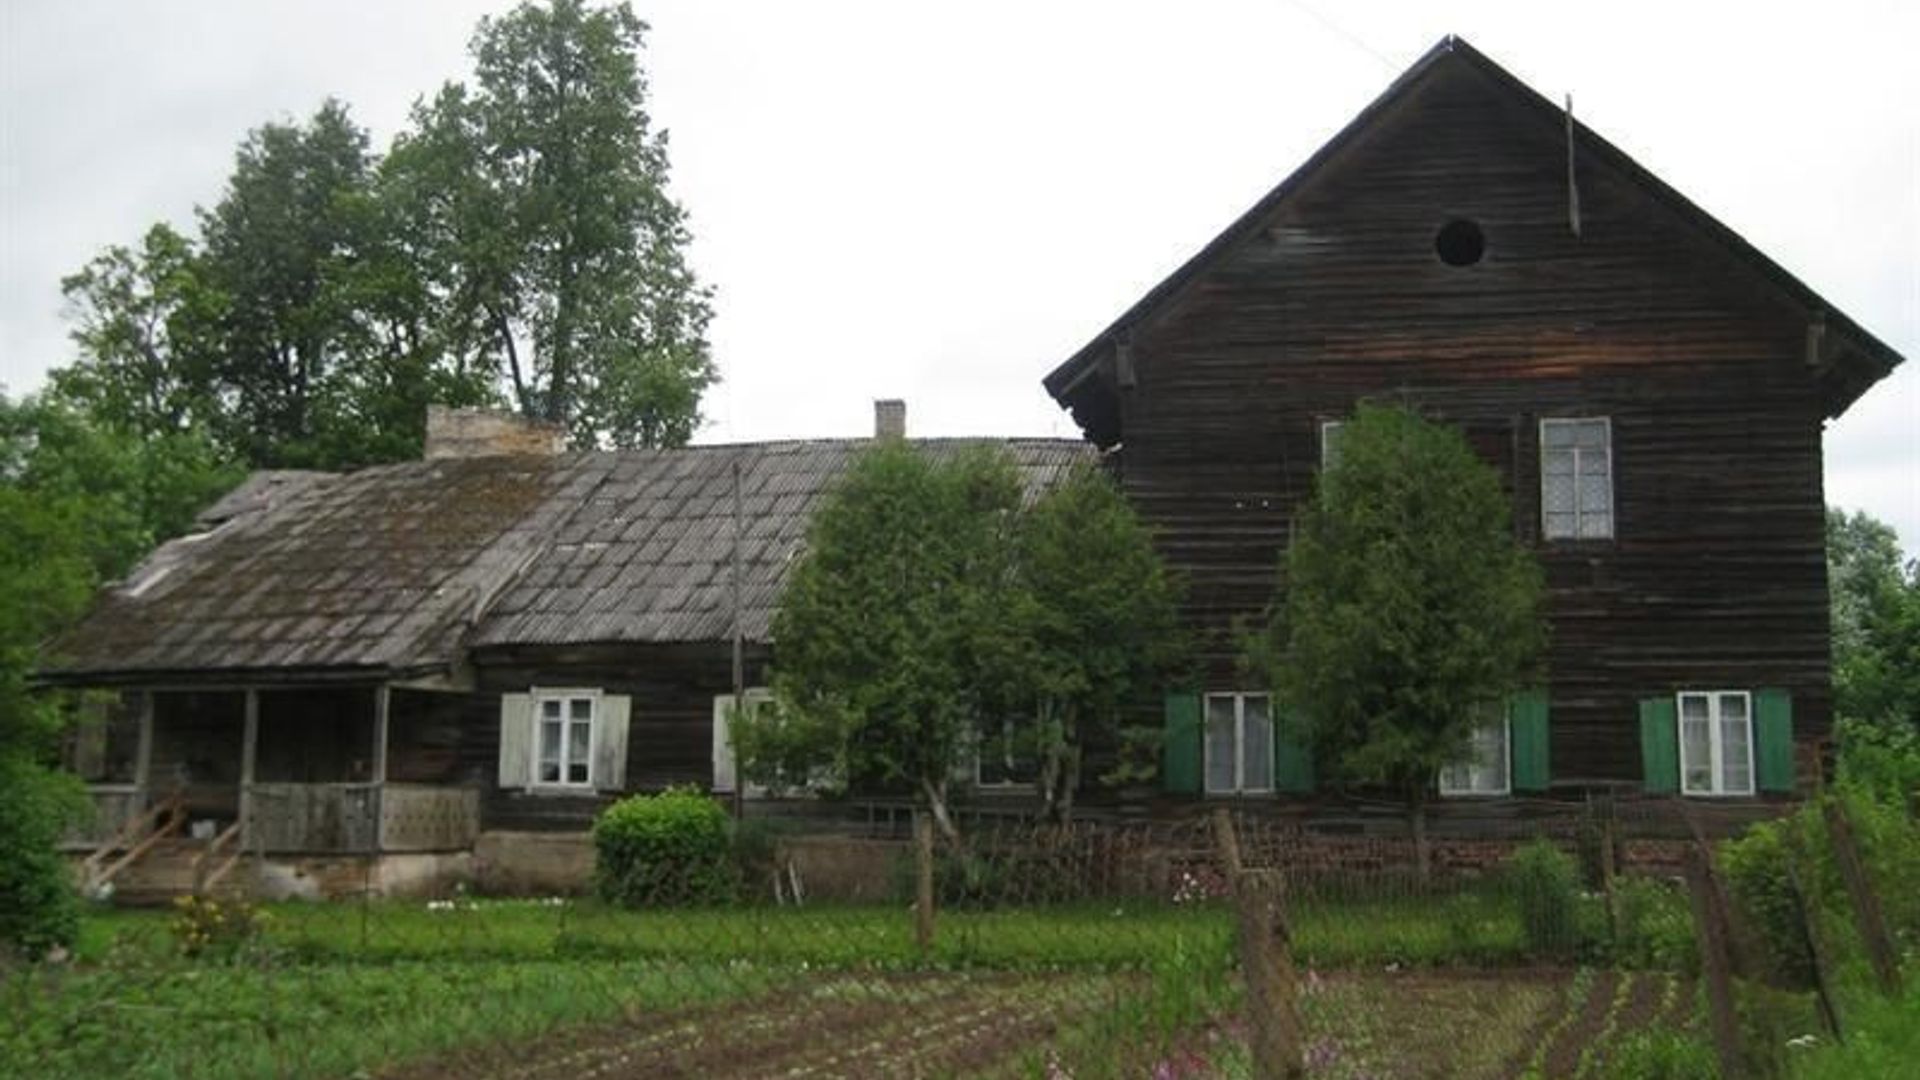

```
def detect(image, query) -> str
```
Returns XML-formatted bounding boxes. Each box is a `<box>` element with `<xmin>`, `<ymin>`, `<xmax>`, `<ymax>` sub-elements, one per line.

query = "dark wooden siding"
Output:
<box><xmin>469</xmin><ymin>643</ymin><xmax>773</xmax><ymax>830</ymax></box>
<box><xmin>1111</xmin><ymin>61</ymin><xmax>1831</xmax><ymax>788</ymax></box>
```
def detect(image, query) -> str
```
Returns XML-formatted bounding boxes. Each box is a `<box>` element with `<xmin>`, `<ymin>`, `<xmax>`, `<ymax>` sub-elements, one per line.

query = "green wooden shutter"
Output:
<box><xmin>1638</xmin><ymin>697</ymin><xmax>1680</xmax><ymax>794</ymax></box>
<box><xmin>1754</xmin><ymin>689</ymin><xmax>1795</xmax><ymax>794</ymax></box>
<box><xmin>1273</xmin><ymin>707</ymin><xmax>1315</xmax><ymax>795</ymax></box>
<box><xmin>1510</xmin><ymin>689</ymin><xmax>1551</xmax><ymax>792</ymax></box>
<box><xmin>1162</xmin><ymin>691</ymin><xmax>1201</xmax><ymax>795</ymax></box>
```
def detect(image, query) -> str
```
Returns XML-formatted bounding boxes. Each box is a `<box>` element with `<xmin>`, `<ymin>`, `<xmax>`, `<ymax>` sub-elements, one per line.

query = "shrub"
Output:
<box><xmin>1609</xmin><ymin>875</ymin><xmax>1696</xmax><ymax>972</ymax></box>
<box><xmin>1836</xmin><ymin>716</ymin><xmax>1920</xmax><ymax>809</ymax></box>
<box><xmin>1508</xmin><ymin>839</ymin><xmax>1580</xmax><ymax>955</ymax></box>
<box><xmin>0</xmin><ymin>754</ymin><xmax>86</xmax><ymax>958</ymax></box>
<box><xmin>169</xmin><ymin>895</ymin><xmax>268</xmax><ymax>961</ymax></box>
<box><xmin>592</xmin><ymin>787</ymin><xmax>736</xmax><ymax>906</ymax></box>
<box><xmin>1718</xmin><ymin>814</ymin><xmax>1815</xmax><ymax>988</ymax></box>
<box><xmin>1716</xmin><ymin>789</ymin><xmax>1920</xmax><ymax>990</ymax></box>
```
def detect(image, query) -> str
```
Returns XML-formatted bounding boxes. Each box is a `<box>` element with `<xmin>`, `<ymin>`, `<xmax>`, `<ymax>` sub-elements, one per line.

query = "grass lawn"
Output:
<box><xmin>6</xmin><ymin>888</ymin><xmax>1697</xmax><ymax>1079</ymax></box>
<box><xmin>68</xmin><ymin>885</ymin><xmax>1593</xmax><ymax>971</ymax></box>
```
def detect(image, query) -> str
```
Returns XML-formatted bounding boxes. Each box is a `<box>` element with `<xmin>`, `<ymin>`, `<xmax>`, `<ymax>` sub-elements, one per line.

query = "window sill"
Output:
<box><xmin>523</xmin><ymin>784</ymin><xmax>599</xmax><ymax>797</ymax></box>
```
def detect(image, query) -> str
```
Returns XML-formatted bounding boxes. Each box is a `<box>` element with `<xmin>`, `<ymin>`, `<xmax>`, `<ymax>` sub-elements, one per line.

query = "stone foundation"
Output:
<box><xmin>472</xmin><ymin>830</ymin><xmax>596</xmax><ymax>895</ymax></box>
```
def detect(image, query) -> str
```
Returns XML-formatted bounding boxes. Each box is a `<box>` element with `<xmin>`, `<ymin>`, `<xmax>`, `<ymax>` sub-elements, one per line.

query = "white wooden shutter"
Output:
<box><xmin>712</xmin><ymin>695</ymin><xmax>737</xmax><ymax>793</ymax></box>
<box><xmin>497</xmin><ymin>693</ymin><xmax>533</xmax><ymax>789</ymax></box>
<box><xmin>594</xmin><ymin>694</ymin><xmax>631</xmax><ymax>792</ymax></box>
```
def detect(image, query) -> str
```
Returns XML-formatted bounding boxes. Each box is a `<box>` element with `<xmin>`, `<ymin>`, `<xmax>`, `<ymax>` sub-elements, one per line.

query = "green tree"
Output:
<box><xmin>1016</xmin><ymin>462</ymin><xmax>1187</xmax><ymax>820</ymax></box>
<box><xmin>197</xmin><ymin>99</ymin><xmax>425</xmax><ymax>468</ymax></box>
<box><xmin>54</xmin><ymin>223</ymin><xmax>220</xmax><ymax>440</ymax></box>
<box><xmin>0</xmin><ymin>393</ymin><xmax>239</xmax><ymax>953</ymax></box>
<box><xmin>759</xmin><ymin>442</ymin><xmax>1026</xmax><ymax>842</ymax></box>
<box><xmin>395</xmin><ymin>0</ymin><xmax>715</xmax><ymax>448</ymax></box>
<box><xmin>1248</xmin><ymin>404</ymin><xmax>1545</xmax><ymax>876</ymax></box>
<box><xmin>1828</xmin><ymin>508</ymin><xmax>1920</xmax><ymax>730</ymax></box>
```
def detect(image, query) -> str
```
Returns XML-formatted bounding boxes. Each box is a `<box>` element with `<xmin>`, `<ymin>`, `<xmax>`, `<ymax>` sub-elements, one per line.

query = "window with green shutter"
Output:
<box><xmin>1510</xmin><ymin>689</ymin><xmax>1551</xmax><ymax>792</ymax></box>
<box><xmin>1638</xmin><ymin>697</ymin><xmax>1680</xmax><ymax>794</ymax></box>
<box><xmin>1754</xmin><ymin>688</ymin><xmax>1795</xmax><ymax>794</ymax></box>
<box><xmin>1162</xmin><ymin>691</ymin><xmax>1201</xmax><ymax>795</ymax></box>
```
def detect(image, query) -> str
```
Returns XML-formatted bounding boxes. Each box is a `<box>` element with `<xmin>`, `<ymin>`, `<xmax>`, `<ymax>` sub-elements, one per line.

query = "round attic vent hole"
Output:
<box><xmin>1435</xmin><ymin>219</ymin><xmax>1486</xmax><ymax>267</ymax></box>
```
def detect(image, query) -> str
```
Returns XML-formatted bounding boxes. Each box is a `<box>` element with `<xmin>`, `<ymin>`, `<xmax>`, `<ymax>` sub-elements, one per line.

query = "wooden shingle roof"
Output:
<box><xmin>471</xmin><ymin>439</ymin><xmax>1086</xmax><ymax>649</ymax></box>
<box><xmin>37</xmin><ymin>438</ymin><xmax>1089</xmax><ymax>684</ymax></box>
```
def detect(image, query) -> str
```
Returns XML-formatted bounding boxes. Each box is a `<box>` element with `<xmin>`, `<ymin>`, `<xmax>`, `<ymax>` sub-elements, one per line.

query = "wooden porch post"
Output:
<box><xmin>239</xmin><ymin>690</ymin><xmax>259</xmax><ymax>845</ymax></box>
<box><xmin>372</xmin><ymin>685</ymin><xmax>391</xmax><ymax>853</ymax></box>
<box><xmin>132</xmin><ymin>690</ymin><xmax>155</xmax><ymax>805</ymax></box>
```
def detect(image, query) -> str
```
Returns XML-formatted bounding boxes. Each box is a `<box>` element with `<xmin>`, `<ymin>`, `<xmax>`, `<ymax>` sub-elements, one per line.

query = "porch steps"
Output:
<box><xmin>98</xmin><ymin>838</ymin><xmax>253</xmax><ymax>906</ymax></box>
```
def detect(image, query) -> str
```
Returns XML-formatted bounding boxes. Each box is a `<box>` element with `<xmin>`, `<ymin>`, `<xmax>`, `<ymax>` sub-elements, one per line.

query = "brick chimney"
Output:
<box><xmin>873</xmin><ymin>399</ymin><xmax>906</xmax><ymax>440</ymax></box>
<box><xmin>424</xmin><ymin>405</ymin><xmax>568</xmax><ymax>459</ymax></box>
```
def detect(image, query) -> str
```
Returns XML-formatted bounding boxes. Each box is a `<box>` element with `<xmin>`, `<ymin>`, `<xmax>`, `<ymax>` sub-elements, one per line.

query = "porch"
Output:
<box><xmin>67</xmin><ymin>686</ymin><xmax>483</xmax><ymax>898</ymax></box>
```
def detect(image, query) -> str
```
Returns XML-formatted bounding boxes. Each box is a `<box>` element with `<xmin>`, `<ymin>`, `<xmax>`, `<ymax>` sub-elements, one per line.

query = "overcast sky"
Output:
<box><xmin>3</xmin><ymin>1</ymin><xmax>1915</xmax><ymax>547</ymax></box>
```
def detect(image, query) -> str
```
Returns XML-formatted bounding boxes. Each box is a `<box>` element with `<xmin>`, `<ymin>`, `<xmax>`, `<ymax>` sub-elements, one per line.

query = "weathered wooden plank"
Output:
<box><xmin>1077</xmin><ymin>60</ymin><xmax>1835</xmax><ymax>789</ymax></box>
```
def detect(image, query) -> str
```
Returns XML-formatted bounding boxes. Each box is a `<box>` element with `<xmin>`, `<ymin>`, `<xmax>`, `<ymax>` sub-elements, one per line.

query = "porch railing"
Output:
<box><xmin>243</xmin><ymin>782</ymin><xmax>480</xmax><ymax>854</ymax></box>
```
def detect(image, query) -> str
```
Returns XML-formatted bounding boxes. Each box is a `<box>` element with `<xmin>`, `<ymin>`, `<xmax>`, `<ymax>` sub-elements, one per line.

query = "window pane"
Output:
<box><xmin>1243</xmin><ymin>696</ymin><xmax>1273</xmax><ymax>791</ymax></box>
<box><xmin>1321</xmin><ymin>423</ymin><xmax>1345</xmax><ymax>468</ymax></box>
<box><xmin>1721</xmin><ymin>699</ymin><xmax>1752</xmax><ymax>794</ymax></box>
<box><xmin>1205</xmin><ymin>696</ymin><xmax>1237</xmax><ymax>793</ymax></box>
<box><xmin>1543</xmin><ymin>424</ymin><xmax>1577</xmax><ymax>449</ymax></box>
<box><xmin>1544</xmin><ymin>447</ymin><xmax>1576</xmax><ymax>477</ymax></box>
<box><xmin>1481</xmin><ymin>721</ymin><xmax>1509</xmax><ymax>792</ymax></box>
<box><xmin>1575</xmin><ymin>421</ymin><xmax>1608</xmax><ymax>450</ymax></box>
<box><xmin>1580</xmin><ymin>512</ymin><xmax>1613</xmax><ymax>539</ymax></box>
<box><xmin>1680</xmin><ymin>696</ymin><xmax>1713</xmax><ymax>793</ymax></box>
<box><xmin>538</xmin><ymin>717</ymin><xmax>562</xmax><ymax>784</ymax></box>
<box><xmin>1579</xmin><ymin>474</ymin><xmax>1611</xmax><ymax>513</ymax></box>
<box><xmin>570</xmin><ymin>698</ymin><xmax>592</xmax><ymax>722</ymax></box>
<box><xmin>1544</xmin><ymin>511</ymin><xmax>1577</xmax><ymax>538</ymax></box>
<box><xmin>541</xmin><ymin>699</ymin><xmax>562</xmax><ymax>720</ymax></box>
<box><xmin>569</xmin><ymin>720</ymin><xmax>592</xmax><ymax>781</ymax></box>
<box><xmin>1544</xmin><ymin>472</ymin><xmax>1575</xmax><ymax>512</ymax></box>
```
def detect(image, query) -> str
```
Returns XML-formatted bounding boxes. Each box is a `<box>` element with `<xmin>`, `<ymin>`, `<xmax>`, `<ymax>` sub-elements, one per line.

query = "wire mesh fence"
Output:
<box><xmin>7</xmin><ymin>793</ymin><xmax>1911</xmax><ymax>1079</ymax></box>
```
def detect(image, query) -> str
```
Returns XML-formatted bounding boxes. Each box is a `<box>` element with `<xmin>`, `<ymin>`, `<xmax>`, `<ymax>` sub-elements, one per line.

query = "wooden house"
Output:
<box><xmin>40</xmin><ymin>404</ymin><xmax>1084</xmax><ymax>898</ymax></box>
<box><xmin>1042</xmin><ymin>37</ymin><xmax>1903</xmax><ymax>806</ymax></box>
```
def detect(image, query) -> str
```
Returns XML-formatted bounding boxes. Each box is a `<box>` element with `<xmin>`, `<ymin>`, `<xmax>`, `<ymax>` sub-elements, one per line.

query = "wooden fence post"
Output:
<box><xmin>1683</xmin><ymin>845</ymin><xmax>1745</xmax><ymax>1078</ymax></box>
<box><xmin>1234</xmin><ymin>868</ymin><xmax>1305</xmax><ymax>1080</ymax></box>
<box><xmin>914</xmin><ymin>810</ymin><xmax>936</xmax><ymax>957</ymax></box>
<box><xmin>1822</xmin><ymin>797</ymin><xmax>1902</xmax><ymax>996</ymax></box>
<box><xmin>1781</xmin><ymin>836</ymin><xmax>1843</xmax><ymax>1040</ymax></box>
<box><xmin>1213</xmin><ymin>807</ymin><xmax>1245</xmax><ymax>878</ymax></box>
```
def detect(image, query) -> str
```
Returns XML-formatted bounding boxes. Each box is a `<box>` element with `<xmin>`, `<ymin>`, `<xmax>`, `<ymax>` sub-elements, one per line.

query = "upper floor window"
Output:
<box><xmin>1205</xmin><ymin>692</ymin><xmax>1273</xmax><ymax>795</ymax></box>
<box><xmin>1320</xmin><ymin>421</ymin><xmax>1347</xmax><ymax>470</ymax></box>
<box><xmin>1541</xmin><ymin>418</ymin><xmax>1613</xmax><ymax>540</ymax></box>
<box><xmin>1679</xmin><ymin>691</ymin><xmax>1754</xmax><ymax>797</ymax></box>
<box><xmin>535</xmin><ymin>689</ymin><xmax>598</xmax><ymax>788</ymax></box>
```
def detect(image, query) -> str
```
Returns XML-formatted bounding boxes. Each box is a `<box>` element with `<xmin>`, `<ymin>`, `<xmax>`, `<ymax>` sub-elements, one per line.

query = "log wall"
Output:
<box><xmin>1092</xmin><ymin>60</ymin><xmax>1833</xmax><ymax>788</ymax></box>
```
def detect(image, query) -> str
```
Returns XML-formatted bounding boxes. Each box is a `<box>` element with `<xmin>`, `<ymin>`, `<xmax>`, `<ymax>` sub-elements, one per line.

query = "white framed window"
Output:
<box><xmin>973</xmin><ymin>718</ymin><xmax>1039</xmax><ymax>788</ymax></box>
<box><xmin>1205</xmin><ymin>693</ymin><xmax>1274</xmax><ymax>795</ymax></box>
<box><xmin>1679</xmin><ymin>690</ymin><xmax>1754</xmax><ymax>796</ymax></box>
<box><xmin>1540</xmin><ymin>418</ymin><xmax>1613</xmax><ymax>540</ymax></box>
<box><xmin>1439</xmin><ymin>709</ymin><xmax>1511</xmax><ymax>797</ymax></box>
<box><xmin>712</xmin><ymin>688</ymin><xmax>773</xmax><ymax>794</ymax></box>
<box><xmin>533</xmin><ymin>688</ymin><xmax>599</xmax><ymax>788</ymax></box>
<box><xmin>1320</xmin><ymin>420</ymin><xmax>1347</xmax><ymax>470</ymax></box>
